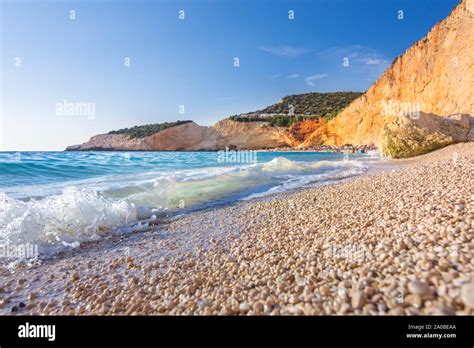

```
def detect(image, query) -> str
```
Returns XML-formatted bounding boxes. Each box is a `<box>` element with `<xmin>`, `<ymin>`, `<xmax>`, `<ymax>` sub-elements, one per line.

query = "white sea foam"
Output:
<box><xmin>0</xmin><ymin>188</ymin><xmax>137</xmax><ymax>257</ymax></box>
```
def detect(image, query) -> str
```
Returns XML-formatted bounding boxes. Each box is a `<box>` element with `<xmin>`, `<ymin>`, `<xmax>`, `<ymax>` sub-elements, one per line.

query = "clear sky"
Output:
<box><xmin>0</xmin><ymin>0</ymin><xmax>459</xmax><ymax>151</ymax></box>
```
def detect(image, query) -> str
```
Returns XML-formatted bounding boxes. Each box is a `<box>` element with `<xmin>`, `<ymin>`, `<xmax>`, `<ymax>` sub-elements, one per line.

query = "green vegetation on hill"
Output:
<box><xmin>106</xmin><ymin>92</ymin><xmax>362</xmax><ymax>138</ymax></box>
<box><xmin>229</xmin><ymin>92</ymin><xmax>362</xmax><ymax>126</ymax></box>
<box><xmin>109</xmin><ymin>120</ymin><xmax>193</xmax><ymax>139</ymax></box>
<box><xmin>259</xmin><ymin>92</ymin><xmax>362</xmax><ymax>115</ymax></box>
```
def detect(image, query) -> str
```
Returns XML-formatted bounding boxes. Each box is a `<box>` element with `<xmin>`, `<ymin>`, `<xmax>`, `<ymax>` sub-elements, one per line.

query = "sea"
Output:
<box><xmin>0</xmin><ymin>150</ymin><xmax>382</xmax><ymax>257</ymax></box>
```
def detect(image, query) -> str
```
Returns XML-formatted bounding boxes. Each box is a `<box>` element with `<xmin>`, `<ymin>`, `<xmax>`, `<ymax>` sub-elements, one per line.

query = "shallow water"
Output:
<box><xmin>0</xmin><ymin>150</ymin><xmax>382</xmax><ymax>257</ymax></box>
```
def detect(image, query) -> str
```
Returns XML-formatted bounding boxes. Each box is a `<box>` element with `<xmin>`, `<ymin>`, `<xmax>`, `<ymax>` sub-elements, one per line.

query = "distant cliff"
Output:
<box><xmin>301</xmin><ymin>0</ymin><xmax>474</xmax><ymax>157</ymax></box>
<box><xmin>66</xmin><ymin>92</ymin><xmax>360</xmax><ymax>151</ymax></box>
<box><xmin>66</xmin><ymin>120</ymin><xmax>289</xmax><ymax>151</ymax></box>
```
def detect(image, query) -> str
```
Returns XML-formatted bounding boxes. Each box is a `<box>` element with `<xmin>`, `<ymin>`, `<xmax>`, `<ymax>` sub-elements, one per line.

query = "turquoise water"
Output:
<box><xmin>0</xmin><ymin>151</ymin><xmax>380</xmax><ymax>256</ymax></box>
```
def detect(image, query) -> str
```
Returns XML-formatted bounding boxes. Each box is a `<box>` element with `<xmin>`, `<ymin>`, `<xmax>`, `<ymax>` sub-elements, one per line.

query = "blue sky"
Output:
<box><xmin>0</xmin><ymin>0</ymin><xmax>459</xmax><ymax>150</ymax></box>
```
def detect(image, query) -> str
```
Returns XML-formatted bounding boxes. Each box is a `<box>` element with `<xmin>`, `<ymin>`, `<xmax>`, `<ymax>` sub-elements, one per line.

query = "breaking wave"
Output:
<box><xmin>0</xmin><ymin>154</ymin><xmax>371</xmax><ymax>257</ymax></box>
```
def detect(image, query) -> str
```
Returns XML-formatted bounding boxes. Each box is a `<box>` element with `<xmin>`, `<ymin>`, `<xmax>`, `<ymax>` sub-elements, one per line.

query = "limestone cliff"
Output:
<box><xmin>66</xmin><ymin>120</ymin><xmax>288</xmax><ymax>151</ymax></box>
<box><xmin>302</xmin><ymin>0</ymin><xmax>474</xmax><ymax>157</ymax></box>
<box><xmin>65</xmin><ymin>133</ymin><xmax>144</xmax><ymax>151</ymax></box>
<box><xmin>213</xmin><ymin>119</ymin><xmax>288</xmax><ymax>149</ymax></box>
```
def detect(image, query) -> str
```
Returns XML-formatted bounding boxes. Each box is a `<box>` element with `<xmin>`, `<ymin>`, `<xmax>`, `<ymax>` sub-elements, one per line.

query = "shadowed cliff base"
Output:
<box><xmin>380</xmin><ymin>113</ymin><xmax>474</xmax><ymax>158</ymax></box>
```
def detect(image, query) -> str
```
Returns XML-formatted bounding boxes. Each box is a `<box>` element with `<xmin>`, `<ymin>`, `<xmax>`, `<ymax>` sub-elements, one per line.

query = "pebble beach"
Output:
<box><xmin>1</xmin><ymin>143</ymin><xmax>473</xmax><ymax>315</ymax></box>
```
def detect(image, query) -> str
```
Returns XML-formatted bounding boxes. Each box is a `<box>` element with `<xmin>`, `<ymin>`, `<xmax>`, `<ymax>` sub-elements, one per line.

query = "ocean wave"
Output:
<box><xmin>0</xmin><ymin>156</ymin><xmax>368</xmax><ymax>258</ymax></box>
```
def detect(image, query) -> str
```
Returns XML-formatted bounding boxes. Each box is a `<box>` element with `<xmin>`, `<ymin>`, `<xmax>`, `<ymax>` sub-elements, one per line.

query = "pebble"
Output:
<box><xmin>432</xmin><ymin>307</ymin><xmax>455</xmax><ymax>315</ymax></box>
<box><xmin>253</xmin><ymin>302</ymin><xmax>264</xmax><ymax>314</ymax></box>
<box><xmin>351</xmin><ymin>291</ymin><xmax>366</xmax><ymax>309</ymax></box>
<box><xmin>239</xmin><ymin>302</ymin><xmax>250</xmax><ymax>313</ymax></box>
<box><xmin>320</xmin><ymin>285</ymin><xmax>330</xmax><ymax>296</ymax></box>
<box><xmin>408</xmin><ymin>280</ymin><xmax>432</xmax><ymax>298</ymax></box>
<box><xmin>460</xmin><ymin>283</ymin><xmax>474</xmax><ymax>309</ymax></box>
<box><xmin>404</xmin><ymin>294</ymin><xmax>422</xmax><ymax>308</ymax></box>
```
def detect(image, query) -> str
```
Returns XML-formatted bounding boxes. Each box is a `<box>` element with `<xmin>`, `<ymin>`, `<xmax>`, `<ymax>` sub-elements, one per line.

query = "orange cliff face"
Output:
<box><xmin>283</xmin><ymin>119</ymin><xmax>326</xmax><ymax>147</ymax></box>
<box><xmin>302</xmin><ymin>0</ymin><xmax>474</xmax><ymax>157</ymax></box>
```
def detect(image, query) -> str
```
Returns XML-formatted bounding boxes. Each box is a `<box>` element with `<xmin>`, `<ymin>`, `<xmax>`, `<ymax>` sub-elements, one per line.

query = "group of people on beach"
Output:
<box><xmin>350</xmin><ymin>144</ymin><xmax>377</xmax><ymax>154</ymax></box>
<box><xmin>306</xmin><ymin>143</ymin><xmax>378</xmax><ymax>154</ymax></box>
<box><xmin>259</xmin><ymin>143</ymin><xmax>378</xmax><ymax>153</ymax></box>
